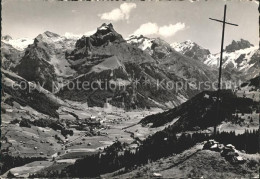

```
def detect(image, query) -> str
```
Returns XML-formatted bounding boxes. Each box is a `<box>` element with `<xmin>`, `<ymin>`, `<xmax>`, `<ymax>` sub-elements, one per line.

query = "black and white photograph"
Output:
<box><xmin>1</xmin><ymin>0</ymin><xmax>259</xmax><ymax>178</ymax></box>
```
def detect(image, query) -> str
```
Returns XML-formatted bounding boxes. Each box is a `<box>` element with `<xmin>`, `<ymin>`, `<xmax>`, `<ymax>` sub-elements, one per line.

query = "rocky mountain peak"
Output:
<box><xmin>43</xmin><ymin>31</ymin><xmax>61</xmax><ymax>38</ymax></box>
<box><xmin>127</xmin><ymin>35</ymin><xmax>173</xmax><ymax>58</ymax></box>
<box><xmin>172</xmin><ymin>40</ymin><xmax>202</xmax><ymax>52</ymax></box>
<box><xmin>225</xmin><ymin>39</ymin><xmax>254</xmax><ymax>53</ymax></box>
<box><xmin>97</xmin><ymin>23</ymin><xmax>113</xmax><ymax>32</ymax></box>
<box><xmin>171</xmin><ymin>40</ymin><xmax>210</xmax><ymax>62</ymax></box>
<box><xmin>94</xmin><ymin>23</ymin><xmax>124</xmax><ymax>44</ymax></box>
<box><xmin>75</xmin><ymin>23</ymin><xmax>124</xmax><ymax>50</ymax></box>
<box><xmin>34</xmin><ymin>31</ymin><xmax>62</xmax><ymax>44</ymax></box>
<box><xmin>1</xmin><ymin>35</ymin><xmax>13</xmax><ymax>41</ymax></box>
<box><xmin>183</xmin><ymin>40</ymin><xmax>194</xmax><ymax>45</ymax></box>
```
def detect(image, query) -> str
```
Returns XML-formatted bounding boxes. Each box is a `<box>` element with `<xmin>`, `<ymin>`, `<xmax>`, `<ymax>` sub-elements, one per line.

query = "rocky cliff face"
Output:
<box><xmin>225</xmin><ymin>39</ymin><xmax>254</xmax><ymax>53</ymax></box>
<box><xmin>14</xmin><ymin>31</ymin><xmax>77</xmax><ymax>92</ymax></box>
<box><xmin>1</xmin><ymin>42</ymin><xmax>24</xmax><ymax>71</ymax></box>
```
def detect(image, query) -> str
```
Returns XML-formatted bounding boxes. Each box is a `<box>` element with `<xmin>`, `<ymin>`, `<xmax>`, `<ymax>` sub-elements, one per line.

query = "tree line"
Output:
<box><xmin>31</xmin><ymin>129</ymin><xmax>259</xmax><ymax>178</ymax></box>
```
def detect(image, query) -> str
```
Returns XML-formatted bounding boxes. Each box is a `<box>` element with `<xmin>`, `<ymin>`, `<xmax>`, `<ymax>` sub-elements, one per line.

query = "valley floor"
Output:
<box><xmin>1</xmin><ymin>98</ymin><xmax>163</xmax><ymax>177</ymax></box>
<box><xmin>1</xmin><ymin>94</ymin><xmax>259</xmax><ymax>178</ymax></box>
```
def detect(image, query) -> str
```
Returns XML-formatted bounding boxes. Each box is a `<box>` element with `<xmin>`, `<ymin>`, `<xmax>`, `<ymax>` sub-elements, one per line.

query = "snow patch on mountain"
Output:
<box><xmin>205</xmin><ymin>46</ymin><xmax>258</xmax><ymax>70</ymax></box>
<box><xmin>127</xmin><ymin>35</ymin><xmax>173</xmax><ymax>58</ymax></box>
<box><xmin>171</xmin><ymin>39</ymin><xmax>259</xmax><ymax>80</ymax></box>
<box><xmin>171</xmin><ymin>40</ymin><xmax>195</xmax><ymax>52</ymax></box>
<box><xmin>126</xmin><ymin>35</ymin><xmax>154</xmax><ymax>55</ymax></box>
<box><xmin>2</xmin><ymin>37</ymin><xmax>33</xmax><ymax>51</ymax></box>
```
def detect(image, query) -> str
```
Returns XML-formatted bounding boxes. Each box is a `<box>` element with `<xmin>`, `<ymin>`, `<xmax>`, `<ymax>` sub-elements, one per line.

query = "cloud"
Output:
<box><xmin>133</xmin><ymin>22</ymin><xmax>185</xmax><ymax>37</ymax></box>
<box><xmin>98</xmin><ymin>2</ymin><xmax>136</xmax><ymax>22</ymax></box>
<box><xmin>120</xmin><ymin>3</ymin><xmax>136</xmax><ymax>20</ymax></box>
<box><xmin>158</xmin><ymin>23</ymin><xmax>185</xmax><ymax>37</ymax></box>
<box><xmin>133</xmin><ymin>23</ymin><xmax>159</xmax><ymax>36</ymax></box>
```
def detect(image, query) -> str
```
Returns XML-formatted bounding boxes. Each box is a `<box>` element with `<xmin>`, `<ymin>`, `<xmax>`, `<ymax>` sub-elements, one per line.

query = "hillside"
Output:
<box><xmin>140</xmin><ymin>90</ymin><xmax>258</xmax><ymax>132</ymax></box>
<box><xmin>2</xmin><ymin>69</ymin><xmax>62</xmax><ymax>117</ymax></box>
<box><xmin>110</xmin><ymin>143</ymin><xmax>259</xmax><ymax>179</ymax></box>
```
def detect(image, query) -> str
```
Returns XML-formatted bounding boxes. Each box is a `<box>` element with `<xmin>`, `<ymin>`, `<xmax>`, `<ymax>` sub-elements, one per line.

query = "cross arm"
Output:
<box><xmin>209</xmin><ymin>18</ymin><xmax>238</xmax><ymax>26</ymax></box>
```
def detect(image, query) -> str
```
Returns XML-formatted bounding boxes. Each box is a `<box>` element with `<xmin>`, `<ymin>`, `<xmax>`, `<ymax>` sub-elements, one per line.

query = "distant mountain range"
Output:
<box><xmin>171</xmin><ymin>39</ymin><xmax>259</xmax><ymax>81</ymax></box>
<box><xmin>1</xmin><ymin>23</ymin><xmax>258</xmax><ymax>109</ymax></box>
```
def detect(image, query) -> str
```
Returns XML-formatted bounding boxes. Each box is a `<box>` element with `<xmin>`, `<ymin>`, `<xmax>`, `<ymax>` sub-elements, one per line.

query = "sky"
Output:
<box><xmin>2</xmin><ymin>0</ymin><xmax>259</xmax><ymax>53</ymax></box>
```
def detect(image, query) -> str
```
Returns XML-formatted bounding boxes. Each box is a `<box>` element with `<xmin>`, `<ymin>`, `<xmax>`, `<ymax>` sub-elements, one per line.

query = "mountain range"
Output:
<box><xmin>1</xmin><ymin>23</ymin><xmax>259</xmax><ymax>109</ymax></box>
<box><xmin>171</xmin><ymin>39</ymin><xmax>259</xmax><ymax>81</ymax></box>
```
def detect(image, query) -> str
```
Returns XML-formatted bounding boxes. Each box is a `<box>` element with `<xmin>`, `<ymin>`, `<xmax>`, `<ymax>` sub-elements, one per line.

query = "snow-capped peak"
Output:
<box><xmin>127</xmin><ymin>35</ymin><xmax>154</xmax><ymax>53</ymax></box>
<box><xmin>64</xmin><ymin>32</ymin><xmax>82</xmax><ymax>40</ymax></box>
<box><xmin>36</xmin><ymin>31</ymin><xmax>65</xmax><ymax>43</ymax></box>
<box><xmin>205</xmin><ymin>46</ymin><xmax>259</xmax><ymax>68</ymax></box>
<box><xmin>2</xmin><ymin>36</ymin><xmax>34</xmax><ymax>51</ymax></box>
<box><xmin>97</xmin><ymin>23</ymin><xmax>115</xmax><ymax>32</ymax></box>
<box><xmin>98</xmin><ymin>23</ymin><xmax>110</xmax><ymax>31</ymax></box>
<box><xmin>171</xmin><ymin>40</ymin><xmax>196</xmax><ymax>52</ymax></box>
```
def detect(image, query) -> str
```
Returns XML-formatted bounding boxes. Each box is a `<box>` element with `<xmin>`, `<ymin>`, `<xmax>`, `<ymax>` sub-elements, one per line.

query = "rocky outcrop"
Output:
<box><xmin>82</xmin><ymin>23</ymin><xmax>124</xmax><ymax>47</ymax></box>
<box><xmin>70</xmin><ymin>23</ymin><xmax>124</xmax><ymax>58</ymax></box>
<box><xmin>203</xmin><ymin>140</ymin><xmax>246</xmax><ymax>164</ymax></box>
<box><xmin>225</xmin><ymin>39</ymin><xmax>254</xmax><ymax>53</ymax></box>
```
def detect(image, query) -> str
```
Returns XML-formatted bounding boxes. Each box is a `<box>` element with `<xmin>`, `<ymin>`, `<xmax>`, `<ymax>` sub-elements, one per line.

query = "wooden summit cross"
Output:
<box><xmin>209</xmin><ymin>5</ymin><xmax>238</xmax><ymax>136</ymax></box>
